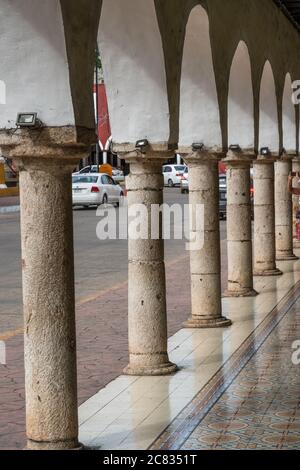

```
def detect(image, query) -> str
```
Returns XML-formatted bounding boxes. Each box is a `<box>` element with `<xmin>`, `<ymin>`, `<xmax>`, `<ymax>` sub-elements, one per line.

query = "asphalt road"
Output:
<box><xmin>0</xmin><ymin>188</ymin><xmax>227</xmax><ymax>335</ymax></box>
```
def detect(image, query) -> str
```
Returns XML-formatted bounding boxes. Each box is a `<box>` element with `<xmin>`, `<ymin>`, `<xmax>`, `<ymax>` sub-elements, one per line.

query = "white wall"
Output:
<box><xmin>98</xmin><ymin>0</ymin><xmax>169</xmax><ymax>145</ymax></box>
<box><xmin>259</xmin><ymin>61</ymin><xmax>279</xmax><ymax>153</ymax></box>
<box><xmin>179</xmin><ymin>5</ymin><xmax>221</xmax><ymax>149</ymax></box>
<box><xmin>228</xmin><ymin>41</ymin><xmax>254</xmax><ymax>150</ymax></box>
<box><xmin>0</xmin><ymin>0</ymin><xmax>74</xmax><ymax>129</ymax></box>
<box><xmin>282</xmin><ymin>73</ymin><xmax>296</xmax><ymax>153</ymax></box>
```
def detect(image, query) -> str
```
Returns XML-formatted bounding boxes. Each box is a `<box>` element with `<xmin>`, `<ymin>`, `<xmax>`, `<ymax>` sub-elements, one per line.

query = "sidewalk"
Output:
<box><xmin>78</xmin><ymin>256</ymin><xmax>300</xmax><ymax>450</ymax></box>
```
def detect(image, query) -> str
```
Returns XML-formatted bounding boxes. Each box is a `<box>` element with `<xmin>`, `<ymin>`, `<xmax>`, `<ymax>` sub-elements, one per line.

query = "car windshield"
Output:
<box><xmin>72</xmin><ymin>176</ymin><xmax>98</xmax><ymax>184</ymax></box>
<box><xmin>175</xmin><ymin>166</ymin><xmax>186</xmax><ymax>171</ymax></box>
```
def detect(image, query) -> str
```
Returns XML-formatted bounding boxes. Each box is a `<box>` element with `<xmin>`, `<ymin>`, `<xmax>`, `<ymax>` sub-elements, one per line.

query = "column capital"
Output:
<box><xmin>113</xmin><ymin>142</ymin><xmax>176</xmax><ymax>162</ymax></box>
<box><xmin>1</xmin><ymin>143</ymin><xmax>87</xmax><ymax>174</ymax></box>
<box><xmin>177</xmin><ymin>147</ymin><xmax>224</xmax><ymax>165</ymax></box>
<box><xmin>223</xmin><ymin>148</ymin><xmax>256</xmax><ymax>168</ymax></box>
<box><xmin>254</xmin><ymin>153</ymin><xmax>278</xmax><ymax>164</ymax></box>
<box><xmin>279</xmin><ymin>151</ymin><xmax>296</xmax><ymax>162</ymax></box>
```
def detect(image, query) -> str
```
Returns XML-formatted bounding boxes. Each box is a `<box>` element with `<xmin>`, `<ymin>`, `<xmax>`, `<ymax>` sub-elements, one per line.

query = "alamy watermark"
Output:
<box><xmin>96</xmin><ymin>202</ymin><xmax>205</xmax><ymax>251</ymax></box>
<box><xmin>292</xmin><ymin>80</ymin><xmax>300</xmax><ymax>105</ymax></box>
<box><xmin>292</xmin><ymin>340</ymin><xmax>300</xmax><ymax>365</ymax></box>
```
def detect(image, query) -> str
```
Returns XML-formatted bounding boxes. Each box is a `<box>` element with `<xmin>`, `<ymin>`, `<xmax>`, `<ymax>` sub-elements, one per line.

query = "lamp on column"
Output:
<box><xmin>16</xmin><ymin>112</ymin><xmax>42</xmax><ymax>128</ymax></box>
<box><xmin>260</xmin><ymin>147</ymin><xmax>270</xmax><ymax>156</ymax></box>
<box><xmin>229</xmin><ymin>144</ymin><xmax>241</xmax><ymax>152</ymax></box>
<box><xmin>135</xmin><ymin>139</ymin><xmax>149</xmax><ymax>151</ymax></box>
<box><xmin>192</xmin><ymin>142</ymin><xmax>204</xmax><ymax>151</ymax></box>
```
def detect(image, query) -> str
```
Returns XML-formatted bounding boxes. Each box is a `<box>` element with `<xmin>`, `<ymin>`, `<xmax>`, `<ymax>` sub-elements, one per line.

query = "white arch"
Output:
<box><xmin>0</xmin><ymin>80</ymin><xmax>6</xmax><ymax>105</ymax></box>
<box><xmin>282</xmin><ymin>73</ymin><xmax>296</xmax><ymax>153</ymax></box>
<box><xmin>98</xmin><ymin>0</ymin><xmax>169</xmax><ymax>145</ymax></box>
<box><xmin>259</xmin><ymin>61</ymin><xmax>279</xmax><ymax>153</ymax></box>
<box><xmin>228</xmin><ymin>41</ymin><xmax>254</xmax><ymax>150</ymax></box>
<box><xmin>0</xmin><ymin>1</ymin><xmax>74</xmax><ymax>128</ymax></box>
<box><xmin>179</xmin><ymin>5</ymin><xmax>221</xmax><ymax>149</ymax></box>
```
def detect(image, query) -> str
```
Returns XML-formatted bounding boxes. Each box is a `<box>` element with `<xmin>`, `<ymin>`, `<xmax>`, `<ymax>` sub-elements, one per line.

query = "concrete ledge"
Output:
<box><xmin>0</xmin><ymin>187</ymin><xmax>19</xmax><ymax>198</ymax></box>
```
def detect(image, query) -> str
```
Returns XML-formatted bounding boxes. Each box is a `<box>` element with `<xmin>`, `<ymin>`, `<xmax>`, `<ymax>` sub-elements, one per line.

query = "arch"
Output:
<box><xmin>0</xmin><ymin>80</ymin><xmax>5</xmax><ymax>105</ymax></box>
<box><xmin>179</xmin><ymin>5</ymin><xmax>221</xmax><ymax>149</ymax></box>
<box><xmin>259</xmin><ymin>61</ymin><xmax>279</xmax><ymax>153</ymax></box>
<box><xmin>0</xmin><ymin>0</ymin><xmax>74</xmax><ymax>128</ymax></box>
<box><xmin>228</xmin><ymin>41</ymin><xmax>254</xmax><ymax>150</ymax></box>
<box><xmin>282</xmin><ymin>73</ymin><xmax>296</xmax><ymax>153</ymax></box>
<box><xmin>98</xmin><ymin>0</ymin><xmax>170</xmax><ymax>145</ymax></box>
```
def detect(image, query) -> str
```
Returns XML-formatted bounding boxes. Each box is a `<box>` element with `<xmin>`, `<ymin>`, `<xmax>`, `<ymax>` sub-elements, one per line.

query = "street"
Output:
<box><xmin>0</xmin><ymin>188</ymin><xmax>227</xmax><ymax>336</ymax></box>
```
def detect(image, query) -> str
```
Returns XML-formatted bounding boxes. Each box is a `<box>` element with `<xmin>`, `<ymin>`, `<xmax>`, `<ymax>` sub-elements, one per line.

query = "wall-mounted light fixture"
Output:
<box><xmin>135</xmin><ymin>139</ymin><xmax>149</xmax><ymax>150</ymax></box>
<box><xmin>192</xmin><ymin>142</ymin><xmax>204</xmax><ymax>151</ymax></box>
<box><xmin>229</xmin><ymin>144</ymin><xmax>241</xmax><ymax>151</ymax></box>
<box><xmin>16</xmin><ymin>113</ymin><xmax>40</xmax><ymax>128</ymax></box>
<box><xmin>260</xmin><ymin>147</ymin><xmax>270</xmax><ymax>156</ymax></box>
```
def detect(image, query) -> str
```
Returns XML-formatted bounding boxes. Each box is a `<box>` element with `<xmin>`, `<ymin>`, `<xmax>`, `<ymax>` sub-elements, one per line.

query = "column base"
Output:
<box><xmin>183</xmin><ymin>316</ymin><xmax>232</xmax><ymax>329</ymax></box>
<box><xmin>276</xmin><ymin>253</ymin><xmax>299</xmax><ymax>261</ymax></box>
<box><xmin>123</xmin><ymin>361</ymin><xmax>177</xmax><ymax>376</ymax></box>
<box><xmin>223</xmin><ymin>289</ymin><xmax>258</xmax><ymax>298</ymax></box>
<box><xmin>26</xmin><ymin>438</ymin><xmax>83</xmax><ymax>450</ymax></box>
<box><xmin>253</xmin><ymin>268</ymin><xmax>283</xmax><ymax>277</ymax></box>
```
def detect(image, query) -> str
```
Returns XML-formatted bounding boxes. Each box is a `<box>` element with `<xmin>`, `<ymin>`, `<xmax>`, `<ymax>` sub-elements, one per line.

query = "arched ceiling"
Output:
<box><xmin>275</xmin><ymin>1</ymin><xmax>300</xmax><ymax>30</ymax></box>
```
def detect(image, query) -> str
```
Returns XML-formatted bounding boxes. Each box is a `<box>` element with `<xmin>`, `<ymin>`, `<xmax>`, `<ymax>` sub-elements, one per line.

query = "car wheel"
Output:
<box><xmin>168</xmin><ymin>179</ymin><xmax>174</xmax><ymax>187</ymax></box>
<box><xmin>115</xmin><ymin>191</ymin><xmax>124</xmax><ymax>207</ymax></box>
<box><xmin>102</xmin><ymin>194</ymin><xmax>108</xmax><ymax>205</ymax></box>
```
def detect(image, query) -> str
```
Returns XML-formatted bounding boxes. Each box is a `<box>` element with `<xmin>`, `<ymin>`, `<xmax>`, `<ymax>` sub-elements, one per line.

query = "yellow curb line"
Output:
<box><xmin>0</xmin><ymin>327</ymin><xmax>23</xmax><ymax>342</ymax></box>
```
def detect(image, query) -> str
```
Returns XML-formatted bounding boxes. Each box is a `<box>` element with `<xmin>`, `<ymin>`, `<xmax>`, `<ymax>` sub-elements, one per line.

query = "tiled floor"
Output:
<box><xmin>181</xmin><ymin>300</ymin><xmax>300</xmax><ymax>449</ymax></box>
<box><xmin>78</xmin><ymin>254</ymin><xmax>300</xmax><ymax>450</ymax></box>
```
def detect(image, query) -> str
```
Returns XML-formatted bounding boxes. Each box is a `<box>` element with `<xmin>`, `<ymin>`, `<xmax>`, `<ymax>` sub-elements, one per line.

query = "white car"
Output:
<box><xmin>162</xmin><ymin>164</ymin><xmax>187</xmax><ymax>187</ymax></box>
<box><xmin>73</xmin><ymin>165</ymin><xmax>125</xmax><ymax>183</ymax></box>
<box><xmin>72</xmin><ymin>173</ymin><xmax>124</xmax><ymax>208</ymax></box>
<box><xmin>180</xmin><ymin>167</ymin><xmax>189</xmax><ymax>193</ymax></box>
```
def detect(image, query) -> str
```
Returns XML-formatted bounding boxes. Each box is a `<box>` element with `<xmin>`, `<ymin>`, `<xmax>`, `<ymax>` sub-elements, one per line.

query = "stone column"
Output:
<box><xmin>253</xmin><ymin>155</ymin><xmax>282</xmax><ymax>276</ymax></box>
<box><xmin>275</xmin><ymin>154</ymin><xmax>298</xmax><ymax>260</ymax></box>
<box><xmin>182</xmin><ymin>150</ymin><xmax>231</xmax><ymax>328</ymax></box>
<box><xmin>292</xmin><ymin>158</ymin><xmax>300</xmax><ymax>248</ymax></box>
<box><xmin>123</xmin><ymin>151</ymin><xmax>177</xmax><ymax>375</ymax></box>
<box><xmin>223</xmin><ymin>151</ymin><xmax>257</xmax><ymax>297</ymax></box>
<box><xmin>14</xmin><ymin>149</ymin><xmax>82</xmax><ymax>450</ymax></box>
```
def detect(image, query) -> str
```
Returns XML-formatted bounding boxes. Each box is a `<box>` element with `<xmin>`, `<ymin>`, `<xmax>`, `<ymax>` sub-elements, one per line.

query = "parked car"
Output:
<box><xmin>73</xmin><ymin>165</ymin><xmax>125</xmax><ymax>183</ymax></box>
<box><xmin>162</xmin><ymin>164</ymin><xmax>186</xmax><ymax>187</ymax></box>
<box><xmin>112</xmin><ymin>168</ymin><xmax>125</xmax><ymax>183</ymax></box>
<box><xmin>72</xmin><ymin>173</ymin><xmax>124</xmax><ymax>208</ymax></box>
<box><xmin>73</xmin><ymin>165</ymin><xmax>98</xmax><ymax>175</ymax></box>
<box><xmin>180</xmin><ymin>167</ymin><xmax>189</xmax><ymax>193</ymax></box>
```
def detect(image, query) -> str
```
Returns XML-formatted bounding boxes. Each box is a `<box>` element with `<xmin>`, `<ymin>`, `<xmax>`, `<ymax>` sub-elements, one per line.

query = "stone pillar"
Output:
<box><xmin>182</xmin><ymin>150</ymin><xmax>231</xmax><ymax>328</ymax></box>
<box><xmin>292</xmin><ymin>158</ymin><xmax>300</xmax><ymax>248</ymax></box>
<box><xmin>275</xmin><ymin>154</ymin><xmax>298</xmax><ymax>260</ymax></box>
<box><xmin>223</xmin><ymin>151</ymin><xmax>257</xmax><ymax>297</ymax></box>
<box><xmin>253</xmin><ymin>155</ymin><xmax>282</xmax><ymax>276</ymax></box>
<box><xmin>124</xmin><ymin>152</ymin><xmax>177</xmax><ymax>375</ymax></box>
<box><xmin>15</xmin><ymin>149</ymin><xmax>82</xmax><ymax>450</ymax></box>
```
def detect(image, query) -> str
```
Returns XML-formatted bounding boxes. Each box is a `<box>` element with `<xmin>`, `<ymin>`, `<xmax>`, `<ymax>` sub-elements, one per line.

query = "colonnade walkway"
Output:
<box><xmin>1</xmin><ymin>242</ymin><xmax>300</xmax><ymax>450</ymax></box>
<box><xmin>78</xmin><ymin>254</ymin><xmax>300</xmax><ymax>450</ymax></box>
